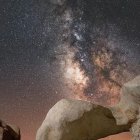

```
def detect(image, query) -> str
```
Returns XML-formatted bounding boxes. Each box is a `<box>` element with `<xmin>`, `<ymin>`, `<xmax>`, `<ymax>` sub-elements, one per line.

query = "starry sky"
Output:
<box><xmin>0</xmin><ymin>0</ymin><xmax>140</xmax><ymax>140</ymax></box>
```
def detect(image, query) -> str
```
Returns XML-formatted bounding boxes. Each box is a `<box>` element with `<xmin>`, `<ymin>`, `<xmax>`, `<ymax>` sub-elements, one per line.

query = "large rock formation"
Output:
<box><xmin>36</xmin><ymin>76</ymin><xmax>140</xmax><ymax>140</ymax></box>
<box><xmin>111</xmin><ymin>76</ymin><xmax>140</xmax><ymax>140</ymax></box>
<box><xmin>0</xmin><ymin>120</ymin><xmax>20</xmax><ymax>140</ymax></box>
<box><xmin>111</xmin><ymin>76</ymin><xmax>140</xmax><ymax>125</ymax></box>
<box><xmin>36</xmin><ymin>99</ymin><xmax>131</xmax><ymax>140</ymax></box>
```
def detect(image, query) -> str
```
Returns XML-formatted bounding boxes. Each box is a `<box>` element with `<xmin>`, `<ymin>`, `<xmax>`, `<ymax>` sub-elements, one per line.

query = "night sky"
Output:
<box><xmin>0</xmin><ymin>0</ymin><xmax>140</xmax><ymax>140</ymax></box>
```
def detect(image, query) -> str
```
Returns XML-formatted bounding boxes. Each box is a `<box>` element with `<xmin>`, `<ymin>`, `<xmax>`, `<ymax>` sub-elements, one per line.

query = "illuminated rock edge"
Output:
<box><xmin>36</xmin><ymin>76</ymin><xmax>140</xmax><ymax>140</ymax></box>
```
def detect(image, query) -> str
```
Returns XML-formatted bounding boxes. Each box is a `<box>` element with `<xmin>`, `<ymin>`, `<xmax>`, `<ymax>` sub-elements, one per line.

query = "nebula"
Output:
<box><xmin>60</xmin><ymin>45</ymin><xmax>89</xmax><ymax>100</ymax></box>
<box><xmin>53</xmin><ymin>0</ymin><xmax>140</xmax><ymax>106</ymax></box>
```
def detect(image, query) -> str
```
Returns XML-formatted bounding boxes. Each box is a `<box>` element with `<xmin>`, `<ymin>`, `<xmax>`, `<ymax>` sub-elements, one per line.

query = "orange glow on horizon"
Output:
<box><xmin>100</xmin><ymin>132</ymin><xmax>131</xmax><ymax>140</ymax></box>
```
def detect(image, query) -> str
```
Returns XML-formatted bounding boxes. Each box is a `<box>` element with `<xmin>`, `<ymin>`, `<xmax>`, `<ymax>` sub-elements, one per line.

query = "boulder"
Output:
<box><xmin>36</xmin><ymin>76</ymin><xmax>140</xmax><ymax>140</ymax></box>
<box><xmin>36</xmin><ymin>99</ymin><xmax>130</xmax><ymax>140</ymax></box>
<box><xmin>0</xmin><ymin>120</ymin><xmax>20</xmax><ymax>140</ymax></box>
<box><xmin>111</xmin><ymin>75</ymin><xmax>140</xmax><ymax>125</ymax></box>
<box><xmin>110</xmin><ymin>75</ymin><xmax>140</xmax><ymax>140</ymax></box>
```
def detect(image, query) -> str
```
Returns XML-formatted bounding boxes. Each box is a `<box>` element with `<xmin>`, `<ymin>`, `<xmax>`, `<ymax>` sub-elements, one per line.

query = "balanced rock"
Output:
<box><xmin>0</xmin><ymin>120</ymin><xmax>20</xmax><ymax>140</ymax></box>
<box><xmin>36</xmin><ymin>99</ymin><xmax>130</xmax><ymax>140</ymax></box>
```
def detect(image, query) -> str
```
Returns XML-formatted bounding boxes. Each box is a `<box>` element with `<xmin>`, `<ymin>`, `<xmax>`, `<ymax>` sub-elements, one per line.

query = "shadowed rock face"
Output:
<box><xmin>0</xmin><ymin>120</ymin><xmax>20</xmax><ymax>140</ymax></box>
<box><xmin>36</xmin><ymin>76</ymin><xmax>140</xmax><ymax>140</ymax></box>
<box><xmin>36</xmin><ymin>99</ymin><xmax>130</xmax><ymax>140</ymax></box>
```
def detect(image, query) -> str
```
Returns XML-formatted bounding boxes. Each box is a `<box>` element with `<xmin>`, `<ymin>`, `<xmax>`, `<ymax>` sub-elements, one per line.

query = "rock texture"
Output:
<box><xmin>111</xmin><ymin>76</ymin><xmax>140</xmax><ymax>125</ymax></box>
<box><xmin>131</xmin><ymin>117</ymin><xmax>140</xmax><ymax>140</ymax></box>
<box><xmin>36</xmin><ymin>99</ymin><xmax>130</xmax><ymax>140</ymax></box>
<box><xmin>0</xmin><ymin>120</ymin><xmax>20</xmax><ymax>140</ymax></box>
<box><xmin>36</xmin><ymin>75</ymin><xmax>140</xmax><ymax>140</ymax></box>
<box><xmin>110</xmin><ymin>76</ymin><xmax>140</xmax><ymax>140</ymax></box>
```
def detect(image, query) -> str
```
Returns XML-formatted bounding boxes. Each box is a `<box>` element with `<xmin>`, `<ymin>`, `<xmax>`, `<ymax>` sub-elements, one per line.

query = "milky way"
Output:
<box><xmin>51</xmin><ymin>0</ymin><xmax>140</xmax><ymax>105</ymax></box>
<box><xmin>0</xmin><ymin>0</ymin><xmax>140</xmax><ymax>140</ymax></box>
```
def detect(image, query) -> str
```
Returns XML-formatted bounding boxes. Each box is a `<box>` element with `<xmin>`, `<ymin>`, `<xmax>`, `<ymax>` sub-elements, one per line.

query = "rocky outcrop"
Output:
<box><xmin>36</xmin><ymin>99</ymin><xmax>130</xmax><ymax>140</ymax></box>
<box><xmin>0</xmin><ymin>120</ymin><xmax>20</xmax><ymax>140</ymax></box>
<box><xmin>36</xmin><ymin>76</ymin><xmax>140</xmax><ymax>140</ymax></box>
<box><xmin>110</xmin><ymin>76</ymin><xmax>140</xmax><ymax>140</ymax></box>
<box><xmin>111</xmin><ymin>76</ymin><xmax>140</xmax><ymax>125</ymax></box>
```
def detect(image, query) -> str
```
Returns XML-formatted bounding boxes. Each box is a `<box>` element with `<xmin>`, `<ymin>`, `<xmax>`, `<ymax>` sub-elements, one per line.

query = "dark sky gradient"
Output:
<box><xmin>0</xmin><ymin>0</ymin><xmax>140</xmax><ymax>140</ymax></box>
<box><xmin>0</xmin><ymin>1</ymin><xmax>65</xmax><ymax>139</ymax></box>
